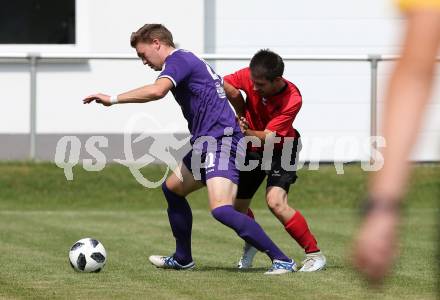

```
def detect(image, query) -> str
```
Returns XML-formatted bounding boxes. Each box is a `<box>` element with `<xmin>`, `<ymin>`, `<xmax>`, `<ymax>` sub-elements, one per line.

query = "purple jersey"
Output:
<box><xmin>158</xmin><ymin>49</ymin><xmax>241</xmax><ymax>144</ymax></box>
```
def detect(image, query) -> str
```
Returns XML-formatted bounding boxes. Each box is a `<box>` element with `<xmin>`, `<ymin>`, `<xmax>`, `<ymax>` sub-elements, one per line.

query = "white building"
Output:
<box><xmin>1</xmin><ymin>0</ymin><xmax>439</xmax><ymax>162</ymax></box>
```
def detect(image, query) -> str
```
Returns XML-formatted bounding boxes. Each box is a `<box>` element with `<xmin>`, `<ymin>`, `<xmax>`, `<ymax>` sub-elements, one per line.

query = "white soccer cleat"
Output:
<box><xmin>264</xmin><ymin>259</ymin><xmax>297</xmax><ymax>275</ymax></box>
<box><xmin>237</xmin><ymin>242</ymin><xmax>258</xmax><ymax>269</ymax></box>
<box><xmin>298</xmin><ymin>251</ymin><xmax>326</xmax><ymax>272</ymax></box>
<box><xmin>149</xmin><ymin>255</ymin><xmax>195</xmax><ymax>270</ymax></box>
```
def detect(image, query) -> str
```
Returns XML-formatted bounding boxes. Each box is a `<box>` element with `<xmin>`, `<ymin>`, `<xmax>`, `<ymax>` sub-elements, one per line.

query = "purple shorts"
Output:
<box><xmin>182</xmin><ymin>133</ymin><xmax>244</xmax><ymax>185</ymax></box>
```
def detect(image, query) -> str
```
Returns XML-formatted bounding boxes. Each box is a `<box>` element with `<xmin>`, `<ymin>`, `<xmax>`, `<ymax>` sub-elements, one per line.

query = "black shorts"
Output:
<box><xmin>236</xmin><ymin>138</ymin><xmax>301</xmax><ymax>199</ymax></box>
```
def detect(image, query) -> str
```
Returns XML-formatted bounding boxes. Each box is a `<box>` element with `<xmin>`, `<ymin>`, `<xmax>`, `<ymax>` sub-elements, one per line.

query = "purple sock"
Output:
<box><xmin>161</xmin><ymin>182</ymin><xmax>193</xmax><ymax>265</ymax></box>
<box><xmin>211</xmin><ymin>205</ymin><xmax>290</xmax><ymax>262</ymax></box>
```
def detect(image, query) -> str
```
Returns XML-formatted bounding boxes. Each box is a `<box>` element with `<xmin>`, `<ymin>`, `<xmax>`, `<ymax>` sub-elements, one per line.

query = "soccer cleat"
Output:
<box><xmin>149</xmin><ymin>255</ymin><xmax>195</xmax><ymax>270</ymax></box>
<box><xmin>298</xmin><ymin>251</ymin><xmax>326</xmax><ymax>272</ymax></box>
<box><xmin>264</xmin><ymin>259</ymin><xmax>297</xmax><ymax>275</ymax></box>
<box><xmin>237</xmin><ymin>242</ymin><xmax>258</xmax><ymax>269</ymax></box>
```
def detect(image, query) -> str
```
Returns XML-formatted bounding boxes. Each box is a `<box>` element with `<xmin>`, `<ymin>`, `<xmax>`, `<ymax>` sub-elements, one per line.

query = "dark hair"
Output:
<box><xmin>130</xmin><ymin>24</ymin><xmax>175</xmax><ymax>48</ymax></box>
<box><xmin>249</xmin><ymin>49</ymin><xmax>284</xmax><ymax>81</ymax></box>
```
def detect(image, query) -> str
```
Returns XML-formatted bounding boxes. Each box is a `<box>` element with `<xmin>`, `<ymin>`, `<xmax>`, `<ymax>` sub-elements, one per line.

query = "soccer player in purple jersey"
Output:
<box><xmin>83</xmin><ymin>24</ymin><xmax>296</xmax><ymax>274</ymax></box>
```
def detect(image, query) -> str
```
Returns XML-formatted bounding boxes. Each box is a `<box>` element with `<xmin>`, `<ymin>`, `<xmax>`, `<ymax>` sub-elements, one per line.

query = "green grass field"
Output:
<box><xmin>0</xmin><ymin>162</ymin><xmax>438</xmax><ymax>299</ymax></box>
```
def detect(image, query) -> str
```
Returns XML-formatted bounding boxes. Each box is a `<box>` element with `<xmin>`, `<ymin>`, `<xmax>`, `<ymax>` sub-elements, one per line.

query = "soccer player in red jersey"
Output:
<box><xmin>224</xmin><ymin>49</ymin><xmax>326</xmax><ymax>272</ymax></box>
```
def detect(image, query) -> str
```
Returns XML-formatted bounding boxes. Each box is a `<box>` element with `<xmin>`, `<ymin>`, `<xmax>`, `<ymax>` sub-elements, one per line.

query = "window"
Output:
<box><xmin>0</xmin><ymin>0</ymin><xmax>75</xmax><ymax>44</ymax></box>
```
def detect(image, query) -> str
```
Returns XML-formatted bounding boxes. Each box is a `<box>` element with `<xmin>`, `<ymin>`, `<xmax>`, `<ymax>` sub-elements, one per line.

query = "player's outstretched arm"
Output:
<box><xmin>83</xmin><ymin>78</ymin><xmax>173</xmax><ymax>106</ymax></box>
<box><xmin>239</xmin><ymin>116</ymin><xmax>275</xmax><ymax>142</ymax></box>
<box><xmin>224</xmin><ymin>81</ymin><xmax>245</xmax><ymax>117</ymax></box>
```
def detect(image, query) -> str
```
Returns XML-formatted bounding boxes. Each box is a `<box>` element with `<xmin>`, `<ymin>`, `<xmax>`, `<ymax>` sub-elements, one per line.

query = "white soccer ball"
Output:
<box><xmin>69</xmin><ymin>238</ymin><xmax>107</xmax><ymax>272</ymax></box>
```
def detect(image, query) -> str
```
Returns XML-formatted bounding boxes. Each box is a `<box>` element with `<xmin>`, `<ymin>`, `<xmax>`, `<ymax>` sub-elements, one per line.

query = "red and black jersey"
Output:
<box><xmin>224</xmin><ymin>67</ymin><xmax>302</xmax><ymax>150</ymax></box>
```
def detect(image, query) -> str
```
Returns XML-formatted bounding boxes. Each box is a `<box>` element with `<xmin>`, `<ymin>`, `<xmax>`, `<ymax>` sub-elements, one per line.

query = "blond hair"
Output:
<box><xmin>130</xmin><ymin>24</ymin><xmax>175</xmax><ymax>48</ymax></box>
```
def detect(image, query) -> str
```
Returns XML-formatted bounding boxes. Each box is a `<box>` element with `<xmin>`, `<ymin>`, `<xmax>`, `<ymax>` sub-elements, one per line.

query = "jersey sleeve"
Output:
<box><xmin>158</xmin><ymin>54</ymin><xmax>192</xmax><ymax>87</ymax></box>
<box><xmin>397</xmin><ymin>0</ymin><xmax>440</xmax><ymax>11</ymax></box>
<box><xmin>265</xmin><ymin>94</ymin><xmax>302</xmax><ymax>137</ymax></box>
<box><xmin>223</xmin><ymin>68</ymin><xmax>249</xmax><ymax>90</ymax></box>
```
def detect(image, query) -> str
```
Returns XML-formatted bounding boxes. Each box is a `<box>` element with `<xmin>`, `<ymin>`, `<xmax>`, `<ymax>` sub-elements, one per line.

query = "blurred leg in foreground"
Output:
<box><xmin>353</xmin><ymin>3</ymin><xmax>440</xmax><ymax>284</ymax></box>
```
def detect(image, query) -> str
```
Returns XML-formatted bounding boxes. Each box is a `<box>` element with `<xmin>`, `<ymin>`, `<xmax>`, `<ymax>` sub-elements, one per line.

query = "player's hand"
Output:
<box><xmin>238</xmin><ymin>116</ymin><xmax>249</xmax><ymax>133</ymax></box>
<box><xmin>83</xmin><ymin>93</ymin><xmax>112</xmax><ymax>106</ymax></box>
<box><xmin>352</xmin><ymin>210</ymin><xmax>399</xmax><ymax>285</ymax></box>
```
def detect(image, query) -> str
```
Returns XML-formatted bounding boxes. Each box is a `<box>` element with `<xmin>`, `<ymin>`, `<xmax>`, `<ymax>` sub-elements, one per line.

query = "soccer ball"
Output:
<box><xmin>69</xmin><ymin>238</ymin><xmax>107</xmax><ymax>272</ymax></box>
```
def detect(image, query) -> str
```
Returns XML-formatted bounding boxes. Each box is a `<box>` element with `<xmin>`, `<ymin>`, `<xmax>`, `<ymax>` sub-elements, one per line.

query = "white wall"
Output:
<box><xmin>212</xmin><ymin>0</ymin><xmax>403</xmax><ymax>54</ymax></box>
<box><xmin>86</xmin><ymin>0</ymin><xmax>204</xmax><ymax>53</ymax></box>
<box><xmin>377</xmin><ymin>62</ymin><xmax>440</xmax><ymax>161</ymax></box>
<box><xmin>1</xmin><ymin>0</ymin><xmax>204</xmax><ymax>135</ymax></box>
<box><xmin>1</xmin><ymin>0</ymin><xmax>439</xmax><ymax>161</ymax></box>
<box><xmin>0</xmin><ymin>65</ymin><xmax>30</xmax><ymax>133</ymax></box>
